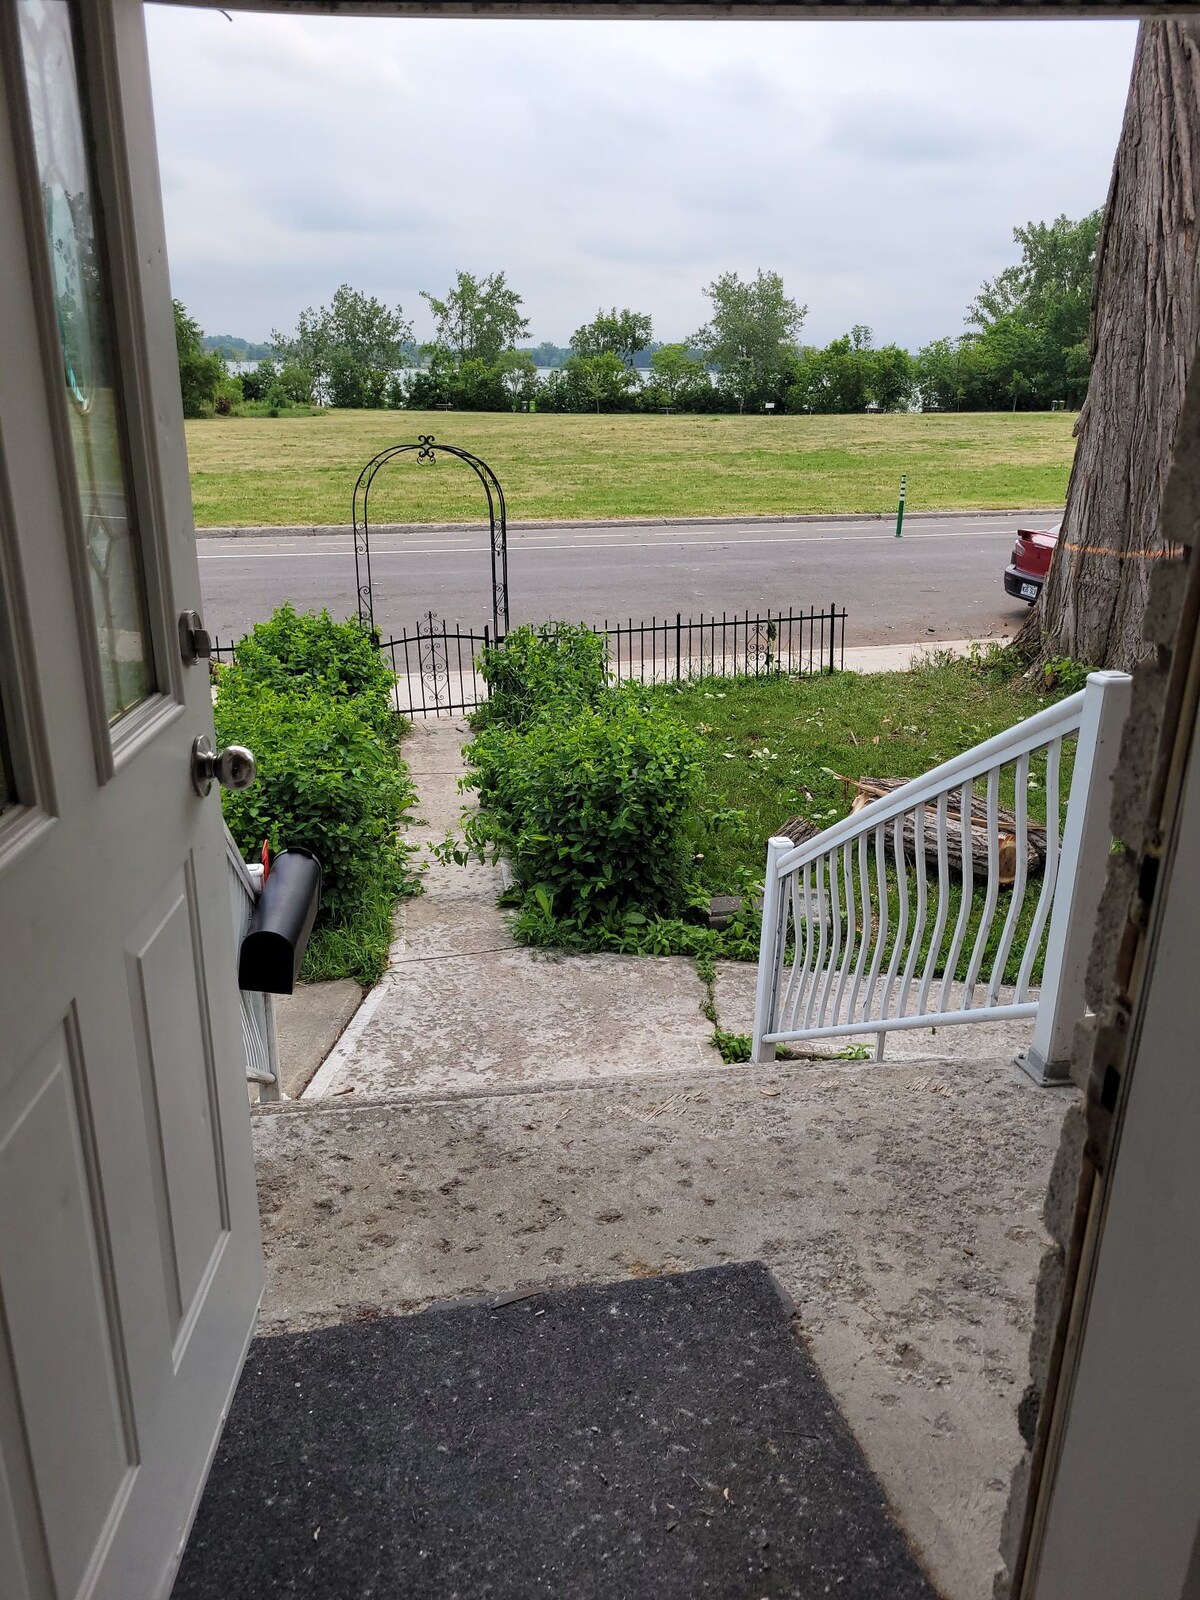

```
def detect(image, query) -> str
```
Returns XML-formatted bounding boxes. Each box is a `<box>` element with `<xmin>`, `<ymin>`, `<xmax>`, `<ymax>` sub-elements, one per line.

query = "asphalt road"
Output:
<box><xmin>196</xmin><ymin>510</ymin><xmax>1053</xmax><ymax>649</ymax></box>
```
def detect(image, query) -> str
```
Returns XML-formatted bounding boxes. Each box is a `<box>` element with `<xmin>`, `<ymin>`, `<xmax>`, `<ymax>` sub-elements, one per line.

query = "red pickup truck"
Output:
<box><xmin>1004</xmin><ymin>520</ymin><xmax>1061</xmax><ymax>603</ymax></box>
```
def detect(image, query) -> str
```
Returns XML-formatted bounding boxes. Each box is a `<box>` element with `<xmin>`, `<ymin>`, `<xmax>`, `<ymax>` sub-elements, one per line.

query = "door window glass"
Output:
<box><xmin>17</xmin><ymin>0</ymin><xmax>155</xmax><ymax>724</ymax></box>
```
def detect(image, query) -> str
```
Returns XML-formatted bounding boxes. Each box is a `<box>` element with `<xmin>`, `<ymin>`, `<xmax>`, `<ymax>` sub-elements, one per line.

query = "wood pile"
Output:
<box><xmin>779</xmin><ymin>815</ymin><xmax>822</xmax><ymax>847</ymax></box>
<box><xmin>780</xmin><ymin>779</ymin><xmax>1049</xmax><ymax>886</ymax></box>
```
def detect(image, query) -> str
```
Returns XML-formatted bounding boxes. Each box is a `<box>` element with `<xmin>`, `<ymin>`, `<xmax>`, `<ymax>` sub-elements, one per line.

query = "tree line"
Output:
<box><xmin>174</xmin><ymin>210</ymin><xmax>1099</xmax><ymax>419</ymax></box>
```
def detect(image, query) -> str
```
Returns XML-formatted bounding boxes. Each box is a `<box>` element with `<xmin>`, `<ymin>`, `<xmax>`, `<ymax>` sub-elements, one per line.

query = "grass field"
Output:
<box><xmin>183</xmin><ymin>409</ymin><xmax>1076</xmax><ymax>527</ymax></box>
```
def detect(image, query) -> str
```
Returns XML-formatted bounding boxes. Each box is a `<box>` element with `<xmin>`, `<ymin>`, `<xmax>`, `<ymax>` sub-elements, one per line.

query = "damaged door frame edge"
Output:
<box><xmin>1007</xmin><ymin>364</ymin><xmax>1200</xmax><ymax>1600</ymax></box>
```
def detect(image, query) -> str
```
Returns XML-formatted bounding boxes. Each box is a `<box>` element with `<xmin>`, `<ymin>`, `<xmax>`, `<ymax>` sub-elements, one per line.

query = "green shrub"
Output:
<box><xmin>214</xmin><ymin>668</ymin><xmax>417</xmax><ymax>924</ymax></box>
<box><xmin>213</xmin><ymin>374</ymin><xmax>243</xmax><ymax>416</ymax></box>
<box><xmin>474</xmin><ymin>621</ymin><xmax>609</xmax><ymax>731</ymax></box>
<box><xmin>1041</xmin><ymin>655</ymin><xmax>1092</xmax><ymax>696</ymax></box>
<box><xmin>465</xmin><ymin>690</ymin><xmax>703</xmax><ymax>927</ymax></box>
<box><xmin>232</xmin><ymin>604</ymin><xmax>396</xmax><ymax>737</ymax></box>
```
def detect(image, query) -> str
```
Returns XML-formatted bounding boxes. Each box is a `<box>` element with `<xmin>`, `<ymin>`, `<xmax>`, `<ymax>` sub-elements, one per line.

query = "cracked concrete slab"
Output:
<box><xmin>255</xmin><ymin>1053</ymin><xmax>1073</xmax><ymax>1600</ymax></box>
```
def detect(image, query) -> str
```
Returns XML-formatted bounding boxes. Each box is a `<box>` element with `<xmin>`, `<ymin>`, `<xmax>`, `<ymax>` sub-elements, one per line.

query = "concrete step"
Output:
<box><xmin>300</xmin><ymin>946</ymin><xmax>1040</xmax><ymax>1101</ymax></box>
<box><xmin>254</xmin><ymin>1052</ymin><xmax>1074</xmax><ymax>1600</ymax></box>
<box><xmin>303</xmin><ymin>944</ymin><xmax>725</xmax><ymax>1099</ymax></box>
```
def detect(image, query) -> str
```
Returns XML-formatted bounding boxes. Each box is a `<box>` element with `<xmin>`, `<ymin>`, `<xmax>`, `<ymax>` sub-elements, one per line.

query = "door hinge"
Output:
<box><xmin>179</xmin><ymin>609</ymin><xmax>212</xmax><ymax>665</ymax></box>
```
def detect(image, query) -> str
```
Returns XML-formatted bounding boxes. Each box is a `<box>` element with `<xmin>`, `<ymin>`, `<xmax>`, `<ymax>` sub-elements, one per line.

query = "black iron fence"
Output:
<box><xmin>210</xmin><ymin>604</ymin><xmax>847</xmax><ymax>719</ymax></box>
<box><xmin>380</xmin><ymin>617</ymin><xmax>491</xmax><ymax>718</ymax></box>
<box><xmin>602</xmin><ymin>605</ymin><xmax>845</xmax><ymax>686</ymax></box>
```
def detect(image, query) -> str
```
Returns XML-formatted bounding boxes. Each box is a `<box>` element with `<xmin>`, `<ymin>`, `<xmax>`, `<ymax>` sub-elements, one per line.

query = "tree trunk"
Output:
<box><xmin>1016</xmin><ymin>21</ymin><xmax>1198</xmax><ymax>671</ymax></box>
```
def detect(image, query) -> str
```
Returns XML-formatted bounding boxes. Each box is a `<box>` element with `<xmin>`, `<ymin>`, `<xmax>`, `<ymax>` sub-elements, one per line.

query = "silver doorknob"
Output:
<box><xmin>191</xmin><ymin>735</ymin><xmax>257</xmax><ymax>797</ymax></box>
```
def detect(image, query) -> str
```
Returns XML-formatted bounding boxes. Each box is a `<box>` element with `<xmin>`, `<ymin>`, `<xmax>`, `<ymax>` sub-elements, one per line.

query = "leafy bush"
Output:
<box><xmin>238</xmin><ymin>360</ymin><xmax>274</xmax><ymax>403</ymax></box>
<box><xmin>1041</xmin><ymin>656</ymin><xmax>1092</xmax><ymax>696</ymax></box>
<box><xmin>213</xmin><ymin>374</ymin><xmax>243</xmax><ymax>416</ymax></box>
<box><xmin>215</xmin><ymin>670</ymin><xmax>417</xmax><ymax>926</ymax></box>
<box><xmin>232</xmin><ymin>604</ymin><xmax>396</xmax><ymax>737</ymax></box>
<box><xmin>465</xmin><ymin>690</ymin><xmax>703</xmax><ymax>928</ymax></box>
<box><xmin>474</xmin><ymin>621</ymin><xmax>609</xmax><ymax>731</ymax></box>
<box><xmin>213</xmin><ymin>602</ymin><xmax>421</xmax><ymax>983</ymax></box>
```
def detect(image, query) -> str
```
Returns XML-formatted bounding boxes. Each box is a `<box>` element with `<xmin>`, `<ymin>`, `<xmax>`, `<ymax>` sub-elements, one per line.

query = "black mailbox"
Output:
<box><xmin>238</xmin><ymin>848</ymin><xmax>322</xmax><ymax>995</ymax></box>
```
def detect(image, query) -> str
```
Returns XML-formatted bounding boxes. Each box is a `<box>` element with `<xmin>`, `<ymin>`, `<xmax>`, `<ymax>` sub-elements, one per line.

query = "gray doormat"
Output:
<box><xmin>172</xmin><ymin>1262</ymin><xmax>938</xmax><ymax>1598</ymax></box>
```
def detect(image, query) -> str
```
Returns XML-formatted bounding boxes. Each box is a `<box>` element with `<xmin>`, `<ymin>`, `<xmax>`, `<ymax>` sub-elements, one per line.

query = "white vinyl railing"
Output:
<box><xmin>225</xmin><ymin>827</ymin><xmax>281</xmax><ymax>1102</ymax></box>
<box><xmin>752</xmin><ymin>671</ymin><xmax>1131</xmax><ymax>1083</ymax></box>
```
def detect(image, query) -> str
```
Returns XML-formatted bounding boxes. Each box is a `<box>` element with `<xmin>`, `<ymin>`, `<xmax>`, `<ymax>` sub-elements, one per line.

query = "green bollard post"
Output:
<box><xmin>895</xmin><ymin>474</ymin><xmax>907</xmax><ymax>538</ymax></box>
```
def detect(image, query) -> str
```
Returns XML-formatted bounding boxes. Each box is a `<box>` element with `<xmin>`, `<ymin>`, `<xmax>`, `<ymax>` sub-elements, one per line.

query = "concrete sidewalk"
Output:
<box><xmin>303</xmin><ymin>718</ymin><xmax>723</xmax><ymax>1101</ymax></box>
<box><xmin>197</xmin><ymin>508</ymin><xmax>1056</xmax><ymax>540</ymax></box>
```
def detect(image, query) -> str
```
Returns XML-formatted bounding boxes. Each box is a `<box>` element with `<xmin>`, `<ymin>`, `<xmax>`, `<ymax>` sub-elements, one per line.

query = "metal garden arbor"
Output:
<box><xmin>351</xmin><ymin>435</ymin><xmax>510</xmax><ymax>639</ymax></box>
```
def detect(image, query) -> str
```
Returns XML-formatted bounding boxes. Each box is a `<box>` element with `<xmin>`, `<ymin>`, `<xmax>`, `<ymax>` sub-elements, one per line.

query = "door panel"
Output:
<box><xmin>125</xmin><ymin>865</ymin><xmax>229</xmax><ymax>1350</ymax></box>
<box><xmin>0</xmin><ymin>1019</ymin><xmax>136</xmax><ymax>1600</ymax></box>
<box><xmin>0</xmin><ymin>4</ymin><xmax>262</xmax><ymax>1597</ymax></box>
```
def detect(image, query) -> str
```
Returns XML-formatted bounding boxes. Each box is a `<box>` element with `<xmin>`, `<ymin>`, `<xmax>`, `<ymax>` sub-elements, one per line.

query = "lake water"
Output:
<box><xmin>224</xmin><ymin>360</ymin><xmax>665</xmax><ymax>386</ymax></box>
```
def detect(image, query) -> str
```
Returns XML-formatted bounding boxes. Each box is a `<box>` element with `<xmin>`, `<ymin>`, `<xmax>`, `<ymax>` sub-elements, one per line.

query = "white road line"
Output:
<box><xmin>198</xmin><ymin>528</ymin><xmax>1011</xmax><ymax>561</ymax></box>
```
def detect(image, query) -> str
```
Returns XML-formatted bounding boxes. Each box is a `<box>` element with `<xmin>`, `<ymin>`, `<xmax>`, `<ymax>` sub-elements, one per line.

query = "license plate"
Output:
<box><xmin>1019</xmin><ymin>582</ymin><xmax>1038</xmax><ymax>599</ymax></box>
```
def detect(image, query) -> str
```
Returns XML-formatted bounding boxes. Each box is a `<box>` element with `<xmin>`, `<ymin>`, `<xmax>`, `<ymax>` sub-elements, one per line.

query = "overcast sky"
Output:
<box><xmin>145</xmin><ymin>9</ymin><xmax>1136</xmax><ymax>353</ymax></box>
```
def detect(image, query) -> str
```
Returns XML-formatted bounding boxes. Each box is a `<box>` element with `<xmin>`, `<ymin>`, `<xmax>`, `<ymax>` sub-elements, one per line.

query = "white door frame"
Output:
<box><xmin>1026</xmin><ymin>621</ymin><xmax>1200</xmax><ymax>1598</ymax></box>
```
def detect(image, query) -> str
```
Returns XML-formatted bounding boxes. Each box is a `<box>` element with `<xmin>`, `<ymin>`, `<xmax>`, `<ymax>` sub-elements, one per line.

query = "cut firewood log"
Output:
<box><xmin>845</xmin><ymin>777</ymin><xmax>1050</xmax><ymax>855</ymax></box>
<box><xmin>841</xmin><ymin>776</ymin><xmax>1046</xmax><ymax>885</ymax></box>
<box><xmin>779</xmin><ymin>815</ymin><xmax>822</xmax><ymax>847</ymax></box>
<box><xmin>778</xmin><ymin>781</ymin><xmax>1049</xmax><ymax>887</ymax></box>
<box><xmin>851</xmin><ymin>777</ymin><xmax>1049</xmax><ymax>851</ymax></box>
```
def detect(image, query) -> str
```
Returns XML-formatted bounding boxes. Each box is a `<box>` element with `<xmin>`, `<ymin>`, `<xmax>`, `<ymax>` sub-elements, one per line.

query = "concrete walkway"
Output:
<box><xmin>259</xmin><ymin>1056</ymin><xmax>1071</xmax><ymax>1600</ymax></box>
<box><xmin>303</xmin><ymin>688</ymin><xmax>1035</xmax><ymax>1103</ymax></box>
<box><xmin>303</xmin><ymin>719</ymin><xmax>723</xmax><ymax>1101</ymax></box>
<box><xmin>269</xmin><ymin>697</ymin><xmax>1069</xmax><ymax>1600</ymax></box>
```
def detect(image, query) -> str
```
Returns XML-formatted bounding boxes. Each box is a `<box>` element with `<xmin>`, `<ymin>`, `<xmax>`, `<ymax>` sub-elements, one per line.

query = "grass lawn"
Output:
<box><xmin>663</xmin><ymin>653</ymin><xmax>1075</xmax><ymax>896</ymax></box>
<box><xmin>184</xmin><ymin>409</ymin><xmax>1076</xmax><ymax>527</ymax></box>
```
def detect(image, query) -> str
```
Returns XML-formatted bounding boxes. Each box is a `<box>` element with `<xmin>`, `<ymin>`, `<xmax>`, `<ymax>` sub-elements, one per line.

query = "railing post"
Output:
<box><xmin>828</xmin><ymin>604</ymin><xmax>837</xmax><ymax>673</ymax></box>
<box><xmin>257</xmin><ymin>994</ymin><xmax>282</xmax><ymax>1102</ymax></box>
<box><xmin>1019</xmin><ymin>670</ymin><xmax>1132</xmax><ymax>1085</ymax></box>
<box><xmin>752</xmin><ymin>836</ymin><xmax>793</xmax><ymax>1063</ymax></box>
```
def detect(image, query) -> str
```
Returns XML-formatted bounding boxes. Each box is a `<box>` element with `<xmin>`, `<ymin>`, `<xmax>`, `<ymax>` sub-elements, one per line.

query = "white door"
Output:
<box><xmin>0</xmin><ymin>4</ymin><xmax>262</xmax><ymax>1599</ymax></box>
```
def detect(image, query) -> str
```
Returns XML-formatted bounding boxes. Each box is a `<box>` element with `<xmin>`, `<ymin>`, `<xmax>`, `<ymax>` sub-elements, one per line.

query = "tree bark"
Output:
<box><xmin>1016</xmin><ymin>21</ymin><xmax>1199</xmax><ymax>671</ymax></box>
